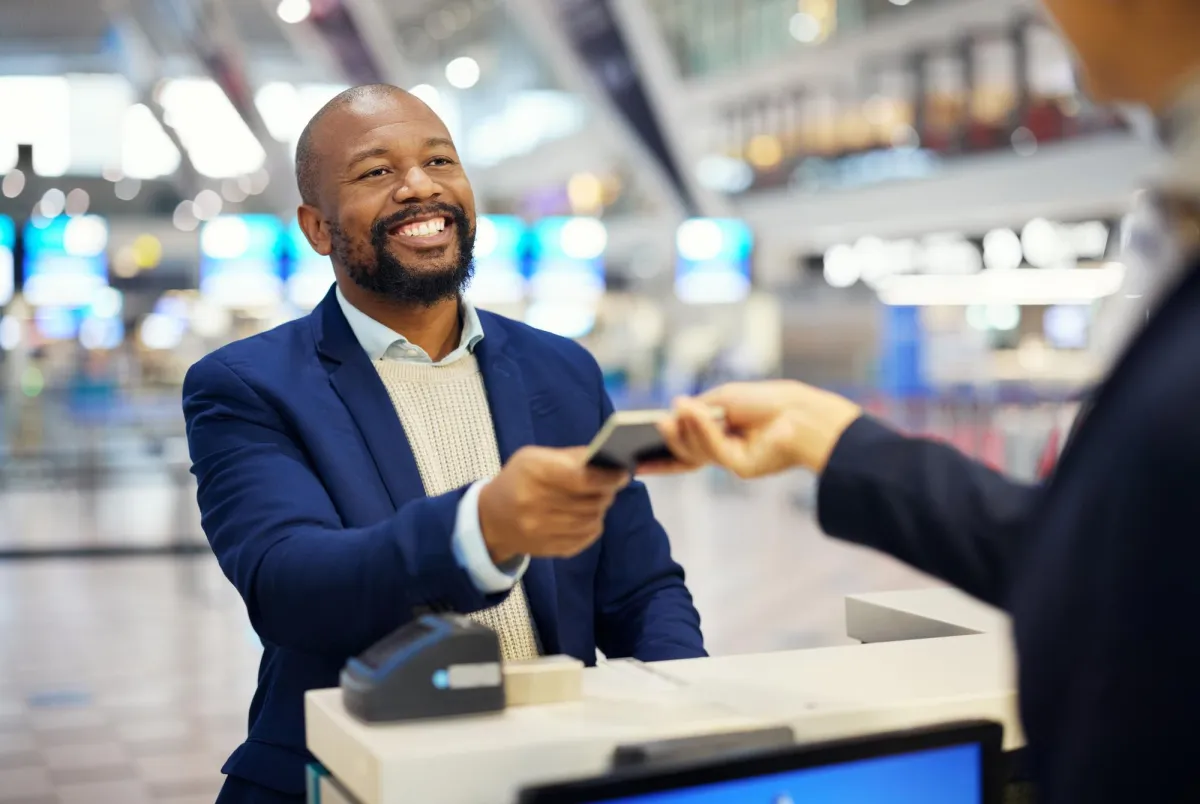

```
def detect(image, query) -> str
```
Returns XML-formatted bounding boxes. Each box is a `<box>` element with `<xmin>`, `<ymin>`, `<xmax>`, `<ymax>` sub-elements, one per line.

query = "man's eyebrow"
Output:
<box><xmin>425</xmin><ymin>137</ymin><xmax>456</xmax><ymax>150</ymax></box>
<box><xmin>346</xmin><ymin>146</ymin><xmax>391</xmax><ymax>169</ymax></box>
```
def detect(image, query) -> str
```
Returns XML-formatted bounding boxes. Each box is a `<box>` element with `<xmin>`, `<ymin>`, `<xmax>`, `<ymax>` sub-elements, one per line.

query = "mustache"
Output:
<box><xmin>371</xmin><ymin>203</ymin><xmax>470</xmax><ymax>240</ymax></box>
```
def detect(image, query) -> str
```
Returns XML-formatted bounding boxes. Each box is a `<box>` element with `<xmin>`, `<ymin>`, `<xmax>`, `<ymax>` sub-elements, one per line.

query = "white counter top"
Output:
<box><xmin>306</xmin><ymin>612</ymin><xmax>1022</xmax><ymax>804</ymax></box>
<box><xmin>845</xmin><ymin>587</ymin><xmax>1010</xmax><ymax>643</ymax></box>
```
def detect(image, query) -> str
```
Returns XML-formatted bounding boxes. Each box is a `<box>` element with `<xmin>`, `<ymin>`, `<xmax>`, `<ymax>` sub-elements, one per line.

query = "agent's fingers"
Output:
<box><xmin>658</xmin><ymin>409</ymin><xmax>706</xmax><ymax>468</ymax></box>
<box><xmin>676</xmin><ymin>398</ymin><xmax>757</xmax><ymax>477</ymax></box>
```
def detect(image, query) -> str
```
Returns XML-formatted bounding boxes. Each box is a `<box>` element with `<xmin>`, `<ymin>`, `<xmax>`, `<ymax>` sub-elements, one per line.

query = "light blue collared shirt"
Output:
<box><xmin>335</xmin><ymin>286</ymin><xmax>529</xmax><ymax>594</ymax></box>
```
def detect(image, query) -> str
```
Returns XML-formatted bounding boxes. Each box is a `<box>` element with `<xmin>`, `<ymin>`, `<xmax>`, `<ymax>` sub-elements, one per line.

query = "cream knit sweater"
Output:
<box><xmin>374</xmin><ymin>355</ymin><xmax>541</xmax><ymax>661</ymax></box>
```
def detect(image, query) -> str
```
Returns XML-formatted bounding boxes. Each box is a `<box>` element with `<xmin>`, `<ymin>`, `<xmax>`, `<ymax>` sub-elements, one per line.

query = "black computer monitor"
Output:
<box><xmin>519</xmin><ymin>721</ymin><xmax>1003</xmax><ymax>804</ymax></box>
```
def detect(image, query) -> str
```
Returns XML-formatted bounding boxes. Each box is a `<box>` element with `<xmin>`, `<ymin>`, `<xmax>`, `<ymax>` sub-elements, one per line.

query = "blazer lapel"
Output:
<box><xmin>475</xmin><ymin>317</ymin><xmax>561</xmax><ymax>655</ymax></box>
<box><xmin>313</xmin><ymin>289</ymin><xmax>425</xmax><ymax>509</ymax></box>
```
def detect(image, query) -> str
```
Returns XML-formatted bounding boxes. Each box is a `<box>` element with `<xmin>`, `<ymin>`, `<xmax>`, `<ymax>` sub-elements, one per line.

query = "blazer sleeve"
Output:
<box><xmin>183</xmin><ymin>354</ymin><xmax>503</xmax><ymax>659</ymax></box>
<box><xmin>588</xmin><ymin>366</ymin><xmax>706</xmax><ymax>662</ymax></box>
<box><xmin>817</xmin><ymin>416</ymin><xmax>1039</xmax><ymax>608</ymax></box>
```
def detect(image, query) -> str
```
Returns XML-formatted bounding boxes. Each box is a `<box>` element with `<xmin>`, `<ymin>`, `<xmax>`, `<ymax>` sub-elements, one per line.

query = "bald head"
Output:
<box><xmin>292</xmin><ymin>82</ymin><xmax>477</xmax><ymax>308</ymax></box>
<box><xmin>295</xmin><ymin>84</ymin><xmax>427</xmax><ymax>206</ymax></box>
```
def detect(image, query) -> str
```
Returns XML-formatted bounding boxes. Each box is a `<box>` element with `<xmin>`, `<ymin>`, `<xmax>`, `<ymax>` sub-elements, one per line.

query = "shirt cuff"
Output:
<box><xmin>452</xmin><ymin>479</ymin><xmax>530</xmax><ymax>594</ymax></box>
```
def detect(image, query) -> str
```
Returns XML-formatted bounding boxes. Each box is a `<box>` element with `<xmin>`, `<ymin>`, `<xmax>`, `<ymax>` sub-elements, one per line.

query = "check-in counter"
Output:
<box><xmin>845</xmin><ymin>587</ymin><xmax>1010</xmax><ymax>643</ymax></box>
<box><xmin>305</xmin><ymin>589</ymin><xmax>1021</xmax><ymax>804</ymax></box>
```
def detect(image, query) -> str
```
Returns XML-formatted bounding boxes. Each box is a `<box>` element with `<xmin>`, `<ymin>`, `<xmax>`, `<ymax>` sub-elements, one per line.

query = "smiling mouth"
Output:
<box><xmin>388</xmin><ymin>215</ymin><xmax>453</xmax><ymax>239</ymax></box>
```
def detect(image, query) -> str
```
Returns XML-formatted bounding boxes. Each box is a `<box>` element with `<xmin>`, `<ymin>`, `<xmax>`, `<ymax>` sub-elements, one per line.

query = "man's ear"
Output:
<box><xmin>297</xmin><ymin>204</ymin><xmax>332</xmax><ymax>256</ymax></box>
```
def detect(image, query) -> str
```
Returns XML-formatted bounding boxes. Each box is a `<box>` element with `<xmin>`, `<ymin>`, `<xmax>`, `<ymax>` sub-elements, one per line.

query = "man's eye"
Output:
<box><xmin>427</xmin><ymin>157</ymin><xmax>455</xmax><ymax>167</ymax></box>
<box><xmin>361</xmin><ymin>167</ymin><xmax>390</xmax><ymax>179</ymax></box>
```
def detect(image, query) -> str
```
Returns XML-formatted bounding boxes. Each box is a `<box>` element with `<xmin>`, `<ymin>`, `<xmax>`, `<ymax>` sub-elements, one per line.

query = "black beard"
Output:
<box><xmin>330</xmin><ymin>202</ymin><xmax>475</xmax><ymax>307</ymax></box>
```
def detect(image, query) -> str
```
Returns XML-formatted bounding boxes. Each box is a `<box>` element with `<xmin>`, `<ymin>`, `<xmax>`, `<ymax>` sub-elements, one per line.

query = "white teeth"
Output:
<box><xmin>401</xmin><ymin>219</ymin><xmax>446</xmax><ymax>237</ymax></box>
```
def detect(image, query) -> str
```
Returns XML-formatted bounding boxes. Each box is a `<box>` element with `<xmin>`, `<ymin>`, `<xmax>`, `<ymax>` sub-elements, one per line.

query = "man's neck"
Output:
<box><xmin>339</xmin><ymin>282</ymin><xmax>463</xmax><ymax>362</ymax></box>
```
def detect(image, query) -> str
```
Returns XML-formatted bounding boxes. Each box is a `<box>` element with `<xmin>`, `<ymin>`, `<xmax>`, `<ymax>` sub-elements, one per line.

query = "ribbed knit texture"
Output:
<box><xmin>373</xmin><ymin>354</ymin><xmax>541</xmax><ymax>661</ymax></box>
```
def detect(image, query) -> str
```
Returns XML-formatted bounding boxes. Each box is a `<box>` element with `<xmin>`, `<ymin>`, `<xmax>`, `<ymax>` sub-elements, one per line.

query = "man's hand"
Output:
<box><xmin>478</xmin><ymin>446</ymin><xmax>630</xmax><ymax>564</ymax></box>
<box><xmin>656</xmin><ymin>381</ymin><xmax>863</xmax><ymax>479</ymax></box>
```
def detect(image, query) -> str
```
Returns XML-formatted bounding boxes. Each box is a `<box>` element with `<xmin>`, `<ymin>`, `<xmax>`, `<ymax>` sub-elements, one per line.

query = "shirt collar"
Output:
<box><xmin>335</xmin><ymin>284</ymin><xmax>484</xmax><ymax>365</ymax></box>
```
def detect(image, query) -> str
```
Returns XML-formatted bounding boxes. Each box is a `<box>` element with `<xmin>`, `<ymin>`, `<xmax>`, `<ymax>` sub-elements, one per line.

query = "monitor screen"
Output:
<box><xmin>674</xmin><ymin>218</ymin><xmax>753</xmax><ymax>304</ymax></box>
<box><xmin>284</xmin><ymin>219</ymin><xmax>334</xmax><ymax>310</ymax></box>
<box><xmin>527</xmin><ymin>216</ymin><xmax>606</xmax><ymax>303</ymax></box>
<box><xmin>468</xmin><ymin>215</ymin><xmax>527</xmax><ymax>306</ymax></box>
<box><xmin>600</xmin><ymin>744</ymin><xmax>980</xmax><ymax>803</ymax></box>
<box><xmin>520</xmin><ymin>723</ymin><xmax>1000</xmax><ymax>804</ymax></box>
<box><xmin>199</xmin><ymin>214</ymin><xmax>285</xmax><ymax>308</ymax></box>
<box><xmin>22</xmin><ymin>215</ymin><xmax>109</xmax><ymax>309</ymax></box>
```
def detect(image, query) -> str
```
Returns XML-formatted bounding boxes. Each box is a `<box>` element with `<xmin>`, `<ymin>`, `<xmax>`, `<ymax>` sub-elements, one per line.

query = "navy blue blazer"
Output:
<box><xmin>818</xmin><ymin>257</ymin><xmax>1200</xmax><ymax>803</ymax></box>
<box><xmin>182</xmin><ymin>288</ymin><xmax>705</xmax><ymax>796</ymax></box>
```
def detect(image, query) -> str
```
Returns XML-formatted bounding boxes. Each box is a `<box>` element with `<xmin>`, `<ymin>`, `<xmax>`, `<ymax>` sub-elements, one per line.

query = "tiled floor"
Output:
<box><xmin>0</xmin><ymin>469</ymin><xmax>933</xmax><ymax>803</ymax></box>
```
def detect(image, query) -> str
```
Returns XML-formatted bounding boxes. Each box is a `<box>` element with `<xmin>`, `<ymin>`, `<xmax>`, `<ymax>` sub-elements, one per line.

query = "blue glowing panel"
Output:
<box><xmin>468</xmin><ymin>215</ymin><xmax>527</xmax><ymax>305</ymax></box>
<box><xmin>527</xmin><ymin>217</ymin><xmax>606</xmax><ymax>302</ymax></box>
<box><xmin>23</xmin><ymin>216</ymin><xmax>110</xmax><ymax>309</ymax></box>
<box><xmin>0</xmin><ymin>215</ymin><xmax>13</xmax><ymax>306</ymax></box>
<box><xmin>1044</xmin><ymin>305</ymin><xmax>1090</xmax><ymax>350</ymax></box>
<box><xmin>200</xmin><ymin>215</ymin><xmax>285</xmax><ymax>307</ymax></box>
<box><xmin>610</xmin><ymin>744</ymin><xmax>981</xmax><ymax>804</ymax></box>
<box><xmin>34</xmin><ymin>307</ymin><xmax>84</xmax><ymax>341</ymax></box>
<box><xmin>285</xmin><ymin>220</ymin><xmax>335</xmax><ymax>310</ymax></box>
<box><xmin>674</xmin><ymin>218</ymin><xmax>752</xmax><ymax>304</ymax></box>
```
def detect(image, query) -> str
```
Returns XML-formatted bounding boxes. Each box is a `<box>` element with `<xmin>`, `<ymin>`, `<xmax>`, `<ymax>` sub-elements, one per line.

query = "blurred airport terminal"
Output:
<box><xmin>0</xmin><ymin>0</ymin><xmax>1158</xmax><ymax>801</ymax></box>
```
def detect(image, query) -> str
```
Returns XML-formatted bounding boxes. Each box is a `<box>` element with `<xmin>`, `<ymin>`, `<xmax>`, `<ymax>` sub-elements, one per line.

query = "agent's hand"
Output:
<box><xmin>478</xmin><ymin>446</ymin><xmax>629</xmax><ymax>564</ymax></box>
<box><xmin>657</xmin><ymin>381</ymin><xmax>863</xmax><ymax>479</ymax></box>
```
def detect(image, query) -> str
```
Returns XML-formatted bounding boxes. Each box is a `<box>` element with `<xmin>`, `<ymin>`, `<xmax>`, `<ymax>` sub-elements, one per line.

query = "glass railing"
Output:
<box><xmin>712</xmin><ymin>92</ymin><xmax>1129</xmax><ymax>197</ymax></box>
<box><xmin>648</xmin><ymin>0</ymin><xmax>958</xmax><ymax>79</ymax></box>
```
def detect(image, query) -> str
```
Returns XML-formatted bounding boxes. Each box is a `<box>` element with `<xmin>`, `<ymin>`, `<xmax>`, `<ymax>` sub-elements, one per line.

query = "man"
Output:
<box><xmin>183</xmin><ymin>84</ymin><xmax>704</xmax><ymax>803</ymax></box>
<box><xmin>658</xmin><ymin>2</ymin><xmax>1200</xmax><ymax>801</ymax></box>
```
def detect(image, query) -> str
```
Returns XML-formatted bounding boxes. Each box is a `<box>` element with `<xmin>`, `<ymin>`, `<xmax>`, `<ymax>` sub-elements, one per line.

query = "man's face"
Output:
<box><xmin>301</xmin><ymin>91</ymin><xmax>476</xmax><ymax>306</ymax></box>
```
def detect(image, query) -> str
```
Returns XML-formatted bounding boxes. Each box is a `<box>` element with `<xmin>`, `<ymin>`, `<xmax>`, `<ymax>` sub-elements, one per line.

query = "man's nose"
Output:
<box><xmin>394</xmin><ymin>166</ymin><xmax>441</xmax><ymax>202</ymax></box>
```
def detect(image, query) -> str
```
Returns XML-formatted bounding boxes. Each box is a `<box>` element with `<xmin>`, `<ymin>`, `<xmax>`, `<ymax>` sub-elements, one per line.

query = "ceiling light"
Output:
<box><xmin>173</xmin><ymin>200</ymin><xmax>199</xmax><ymax>232</ymax></box>
<box><xmin>409</xmin><ymin>84</ymin><xmax>441</xmax><ymax>108</ymax></box>
<box><xmin>194</xmin><ymin>189</ymin><xmax>224</xmax><ymax>221</ymax></box>
<box><xmin>114</xmin><ymin>178</ymin><xmax>142</xmax><ymax>201</ymax></box>
<box><xmin>65</xmin><ymin>188</ymin><xmax>90</xmax><ymax>217</ymax></box>
<box><xmin>39</xmin><ymin>189</ymin><xmax>66</xmax><ymax>218</ymax></box>
<box><xmin>277</xmin><ymin>0</ymin><xmax>311</xmax><ymax>24</ymax></box>
<box><xmin>745</xmin><ymin>135</ymin><xmax>783</xmax><ymax>169</ymax></box>
<box><xmin>1</xmin><ymin>170</ymin><xmax>25</xmax><ymax>199</ymax></box>
<box><xmin>445</xmin><ymin>57</ymin><xmax>481</xmax><ymax>89</ymax></box>
<box><xmin>789</xmin><ymin>12</ymin><xmax>821</xmax><ymax>43</ymax></box>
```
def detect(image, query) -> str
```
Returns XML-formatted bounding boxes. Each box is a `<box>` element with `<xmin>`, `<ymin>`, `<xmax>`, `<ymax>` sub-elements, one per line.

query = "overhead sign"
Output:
<box><xmin>0</xmin><ymin>215</ymin><xmax>13</xmax><ymax>306</ymax></box>
<box><xmin>527</xmin><ymin>217</ymin><xmax>606</xmax><ymax>303</ymax></box>
<box><xmin>467</xmin><ymin>215</ymin><xmax>526</xmax><ymax>306</ymax></box>
<box><xmin>23</xmin><ymin>215</ymin><xmax>110</xmax><ymax>309</ymax></box>
<box><xmin>285</xmin><ymin>220</ymin><xmax>334</xmax><ymax>310</ymax></box>
<box><xmin>199</xmin><ymin>214</ymin><xmax>284</xmax><ymax>308</ymax></box>
<box><xmin>674</xmin><ymin>218</ymin><xmax>753</xmax><ymax>304</ymax></box>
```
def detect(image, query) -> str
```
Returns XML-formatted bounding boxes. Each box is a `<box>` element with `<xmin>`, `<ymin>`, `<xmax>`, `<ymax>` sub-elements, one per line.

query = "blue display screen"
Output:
<box><xmin>674</xmin><ymin>218</ymin><xmax>752</xmax><ymax>304</ymax></box>
<box><xmin>200</xmin><ymin>215</ymin><xmax>285</xmax><ymax>307</ymax></box>
<box><xmin>608</xmin><ymin>744</ymin><xmax>981</xmax><ymax>804</ymax></box>
<box><xmin>285</xmin><ymin>220</ymin><xmax>334</xmax><ymax>309</ymax></box>
<box><xmin>527</xmin><ymin>216</ymin><xmax>606</xmax><ymax>302</ymax></box>
<box><xmin>22</xmin><ymin>216</ymin><xmax>110</xmax><ymax>310</ymax></box>
<box><xmin>469</xmin><ymin>215</ymin><xmax>527</xmax><ymax>305</ymax></box>
<box><xmin>0</xmin><ymin>215</ymin><xmax>13</xmax><ymax>306</ymax></box>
